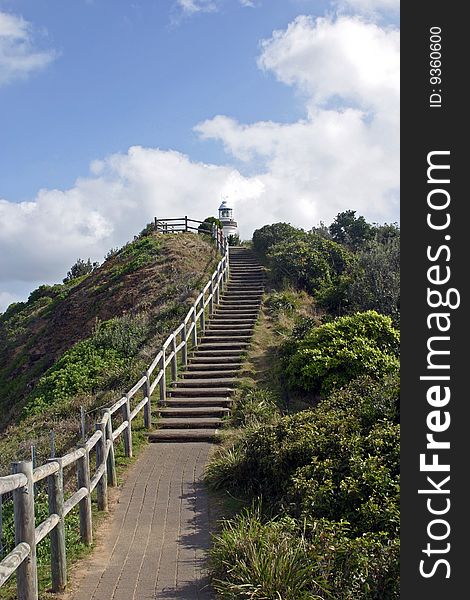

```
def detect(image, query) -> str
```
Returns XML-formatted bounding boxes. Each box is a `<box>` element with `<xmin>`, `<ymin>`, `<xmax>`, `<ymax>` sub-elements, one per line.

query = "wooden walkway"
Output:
<box><xmin>69</xmin><ymin>443</ymin><xmax>213</xmax><ymax>600</ymax></box>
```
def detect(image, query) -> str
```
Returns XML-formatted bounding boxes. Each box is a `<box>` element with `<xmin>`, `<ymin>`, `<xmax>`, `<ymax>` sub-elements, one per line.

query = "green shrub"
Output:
<box><xmin>252</xmin><ymin>222</ymin><xmax>301</xmax><ymax>257</ymax></box>
<box><xmin>22</xmin><ymin>315</ymin><xmax>148</xmax><ymax>417</ymax></box>
<box><xmin>268</xmin><ymin>235</ymin><xmax>353</xmax><ymax>297</ymax></box>
<box><xmin>207</xmin><ymin>375</ymin><xmax>400</xmax><ymax>598</ymax></box>
<box><xmin>284</xmin><ymin>311</ymin><xmax>399</xmax><ymax>396</ymax></box>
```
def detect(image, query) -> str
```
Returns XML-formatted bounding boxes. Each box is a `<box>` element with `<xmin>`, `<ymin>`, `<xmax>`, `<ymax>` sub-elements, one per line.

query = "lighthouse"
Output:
<box><xmin>218</xmin><ymin>200</ymin><xmax>238</xmax><ymax>239</ymax></box>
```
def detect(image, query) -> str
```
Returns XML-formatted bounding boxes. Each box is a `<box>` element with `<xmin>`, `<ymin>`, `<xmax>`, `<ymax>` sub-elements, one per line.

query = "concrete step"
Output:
<box><xmin>182</xmin><ymin>369</ymin><xmax>240</xmax><ymax>378</ymax></box>
<box><xmin>148</xmin><ymin>429</ymin><xmax>220</xmax><ymax>442</ymax></box>
<box><xmin>198</xmin><ymin>341</ymin><xmax>250</xmax><ymax>349</ymax></box>
<box><xmin>200</xmin><ymin>336</ymin><xmax>252</xmax><ymax>344</ymax></box>
<box><xmin>193</xmin><ymin>350</ymin><xmax>245</xmax><ymax>358</ymax></box>
<box><xmin>189</xmin><ymin>355</ymin><xmax>244</xmax><ymax>363</ymax></box>
<box><xmin>173</xmin><ymin>377</ymin><xmax>237</xmax><ymax>387</ymax></box>
<box><xmin>158</xmin><ymin>417</ymin><xmax>223</xmax><ymax>428</ymax></box>
<box><xmin>168</xmin><ymin>386</ymin><xmax>235</xmax><ymax>396</ymax></box>
<box><xmin>157</xmin><ymin>407</ymin><xmax>230</xmax><ymax>417</ymax></box>
<box><xmin>163</xmin><ymin>397</ymin><xmax>232</xmax><ymax>406</ymax></box>
<box><xmin>205</xmin><ymin>329</ymin><xmax>253</xmax><ymax>335</ymax></box>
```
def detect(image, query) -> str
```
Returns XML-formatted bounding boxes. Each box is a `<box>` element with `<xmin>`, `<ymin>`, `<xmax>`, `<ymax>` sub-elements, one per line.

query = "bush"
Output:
<box><xmin>22</xmin><ymin>315</ymin><xmax>148</xmax><ymax>417</ymax></box>
<box><xmin>268</xmin><ymin>235</ymin><xmax>353</xmax><ymax>297</ymax></box>
<box><xmin>284</xmin><ymin>311</ymin><xmax>399</xmax><ymax>396</ymax></box>
<box><xmin>198</xmin><ymin>216</ymin><xmax>222</xmax><ymax>235</ymax></box>
<box><xmin>63</xmin><ymin>258</ymin><xmax>99</xmax><ymax>283</ymax></box>
<box><xmin>207</xmin><ymin>375</ymin><xmax>400</xmax><ymax>599</ymax></box>
<box><xmin>252</xmin><ymin>222</ymin><xmax>301</xmax><ymax>257</ymax></box>
<box><xmin>264</xmin><ymin>290</ymin><xmax>299</xmax><ymax>315</ymax></box>
<box><xmin>329</xmin><ymin>210</ymin><xmax>374</xmax><ymax>250</ymax></box>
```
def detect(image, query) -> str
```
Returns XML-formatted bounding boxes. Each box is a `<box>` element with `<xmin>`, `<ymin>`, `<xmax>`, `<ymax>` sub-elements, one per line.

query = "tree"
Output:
<box><xmin>252</xmin><ymin>222</ymin><xmax>301</xmax><ymax>257</ymax></box>
<box><xmin>198</xmin><ymin>216</ymin><xmax>222</xmax><ymax>235</ymax></box>
<box><xmin>329</xmin><ymin>210</ymin><xmax>374</xmax><ymax>250</ymax></box>
<box><xmin>63</xmin><ymin>258</ymin><xmax>99</xmax><ymax>283</ymax></box>
<box><xmin>268</xmin><ymin>234</ymin><xmax>353</xmax><ymax>295</ymax></box>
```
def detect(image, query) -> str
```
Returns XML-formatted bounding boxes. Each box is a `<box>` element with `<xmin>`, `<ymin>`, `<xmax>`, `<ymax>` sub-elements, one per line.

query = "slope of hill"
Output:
<box><xmin>0</xmin><ymin>228</ymin><xmax>219</xmax><ymax>473</ymax></box>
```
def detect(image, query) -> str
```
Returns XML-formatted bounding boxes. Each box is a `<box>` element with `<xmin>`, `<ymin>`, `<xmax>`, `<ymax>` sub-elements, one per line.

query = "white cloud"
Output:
<box><xmin>338</xmin><ymin>0</ymin><xmax>399</xmax><ymax>16</ymax></box>
<box><xmin>0</xmin><ymin>11</ymin><xmax>56</xmax><ymax>86</ymax></box>
<box><xmin>196</xmin><ymin>14</ymin><xmax>399</xmax><ymax>228</ymax></box>
<box><xmin>1</xmin><ymin>12</ymin><xmax>399</xmax><ymax>310</ymax></box>
<box><xmin>0</xmin><ymin>147</ymin><xmax>264</xmax><ymax>307</ymax></box>
<box><xmin>176</xmin><ymin>0</ymin><xmax>217</xmax><ymax>15</ymax></box>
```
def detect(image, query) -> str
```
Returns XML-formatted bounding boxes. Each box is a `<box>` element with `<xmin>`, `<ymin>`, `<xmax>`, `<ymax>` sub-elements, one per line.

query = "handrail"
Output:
<box><xmin>0</xmin><ymin>224</ymin><xmax>229</xmax><ymax>599</ymax></box>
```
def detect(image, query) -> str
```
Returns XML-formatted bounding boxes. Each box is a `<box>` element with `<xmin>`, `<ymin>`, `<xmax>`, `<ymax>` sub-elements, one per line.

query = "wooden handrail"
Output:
<box><xmin>0</xmin><ymin>228</ymin><xmax>229</xmax><ymax>599</ymax></box>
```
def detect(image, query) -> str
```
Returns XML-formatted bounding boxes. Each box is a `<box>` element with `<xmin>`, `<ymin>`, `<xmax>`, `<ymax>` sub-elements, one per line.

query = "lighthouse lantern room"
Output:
<box><xmin>218</xmin><ymin>200</ymin><xmax>238</xmax><ymax>238</ymax></box>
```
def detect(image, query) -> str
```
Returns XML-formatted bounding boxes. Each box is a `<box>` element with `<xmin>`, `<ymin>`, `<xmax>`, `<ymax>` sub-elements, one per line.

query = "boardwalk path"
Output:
<box><xmin>70</xmin><ymin>443</ymin><xmax>213</xmax><ymax>600</ymax></box>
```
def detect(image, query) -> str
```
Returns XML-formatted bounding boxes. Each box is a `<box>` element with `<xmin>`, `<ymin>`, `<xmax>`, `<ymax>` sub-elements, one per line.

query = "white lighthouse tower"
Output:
<box><xmin>218</xmin><ymin>200</ymin><xmax>238</xmax><ymax>239</ymax></box>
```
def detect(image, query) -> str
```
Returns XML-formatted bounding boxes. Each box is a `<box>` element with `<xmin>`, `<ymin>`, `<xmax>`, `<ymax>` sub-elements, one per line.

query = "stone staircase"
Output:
<box><xmin>148</xmin><ymin>247</ymin><xmax>265</xmax><ymax>442</ymax></box>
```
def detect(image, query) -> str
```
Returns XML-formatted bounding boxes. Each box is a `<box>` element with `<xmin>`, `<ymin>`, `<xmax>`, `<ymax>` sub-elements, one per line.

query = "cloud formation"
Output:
<box><xmin>0</xmin><ymin>11</ymin><xmax>56</xmax><ymax>86</ymax></box>
<box><xmin>0</xmin><ymin>10</ymin><xmax>399</xmax><ymax>311</ymax></box>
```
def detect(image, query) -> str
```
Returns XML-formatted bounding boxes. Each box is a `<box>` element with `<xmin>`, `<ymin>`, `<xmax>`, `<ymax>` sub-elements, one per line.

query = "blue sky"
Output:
<box><xmin>0</xmin><ymin>0</ymin><xmax>399</xmax><ymax>310</ymax></box>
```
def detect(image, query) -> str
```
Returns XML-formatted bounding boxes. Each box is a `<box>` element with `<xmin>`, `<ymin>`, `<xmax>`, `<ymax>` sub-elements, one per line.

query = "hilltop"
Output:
<box><xmin>0</xmin><ymin>228</ymin><xmax>219</xmax><ymax>472</ymax></box>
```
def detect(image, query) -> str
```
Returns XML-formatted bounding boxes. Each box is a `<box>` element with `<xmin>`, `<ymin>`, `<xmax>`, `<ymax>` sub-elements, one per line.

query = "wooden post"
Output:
<box><xmin>209</xmin><ymin>279</ymin><xmax>214</xmax><ymax>314</ymax></box>
<box><xmin>185</xmin><ymin>215</ymin><xmax>188</xmax><ymax>232</ymax></box>
<box><xmin>95</xmin><ymin>421</ymin><xmax>108</xmax><ymax>512</ymax></box>
<box><xmin>199</xmin><ymin>296</ymin><xmax>205</xmax><ymax>332</ymax></box>
<box><xmin>192</xmin><ymin>307</ymin><xmax>198</xmax><ymax>346</ymax></box>
<box><xmin>80</xmin><ymin>406</ymin><xmax>86</xmax><ymax>441</ymax></box>
<box><xmin>154</xmin><ymin>217</ymin><xmax>158</xmax><ymax>231</ymax></box>
<box><xmin>144</xmin><ymin>372</ymin><xmax>152</xmax><ymax>429</ymax></box>
<box><xmin>215</xmin><ymin>266</ymin><xmax>220</xmax><ymax>305</ymax></box>
<box><xmin>50</xmin><ymin>430</ymin><xmax>55</xmax><ymax>458</ymax></box>
<box><xmin>182</xmin><ymin>322</ymin><xmax>188</xmax><ymax>367</ymax></box>
<box><xmin>122</xmin><ymin>395</ymin><xmax>132</xmax><ymax>458</ymax></box>
<box><xmin>159</xmin><ymin>351</ymin><xmax>166</xmax><ymax>404</ymax></box>
<box><xmin>12</xmin><ymin>460</ymin><xmax>38</xmax><ymax>600</ymax></box>
<box><xmin>47</xmin><ymin>458</ymin><xmax>66</xmax><ymax>592</ymax></box>
<box><xmin>104</xmin><ymin>411</ymin><xmax>117</xmax><ymax>487</ymax></box>
<box><xmin>76</xmin><ymin>446</ymin><xmax>93</xmax><ymax>545</ymax></box>
<box><xmin>171</xmin><ymin>336</ymin><xmax>177</xmax><ymax>381</ymax></box>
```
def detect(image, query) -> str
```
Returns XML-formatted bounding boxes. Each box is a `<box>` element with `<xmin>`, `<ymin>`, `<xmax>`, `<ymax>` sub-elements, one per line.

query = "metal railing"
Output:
<box><xmin>0</xmin><ymin>232</ymin><xmax>229</xmax><ymax>599</ymax></box>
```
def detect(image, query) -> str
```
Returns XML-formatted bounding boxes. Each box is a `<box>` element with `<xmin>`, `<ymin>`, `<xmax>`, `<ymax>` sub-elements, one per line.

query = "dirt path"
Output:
<box><xmin>67</xmin><ymin>443</ymin><xmax>213</xmax><ymax>600</ymax></box>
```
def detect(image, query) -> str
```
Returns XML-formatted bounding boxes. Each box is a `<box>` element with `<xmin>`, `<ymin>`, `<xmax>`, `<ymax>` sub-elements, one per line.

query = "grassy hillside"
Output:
<box><xmin>0</xmin><ymin>228</ymin><xmax>219</xmax><ymax>473</ymax></box>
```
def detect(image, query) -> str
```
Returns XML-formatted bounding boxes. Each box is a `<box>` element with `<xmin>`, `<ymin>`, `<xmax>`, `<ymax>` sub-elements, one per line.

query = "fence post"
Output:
<box><xmin>159</xmin><ymin>351</ymin><xmax>166</xmax><ymax>403</ymax></box>
<box><xmin>192</xmin><ymin>306</ymin><xmax>198</xmax><ymax>346</ymax></box>
<box><xmin>199</xmin><ymin>296</ymin><xmax>205</xmax><ymax>332</ymax></box>
<box><xmin>209</xmin><ymin>279</ymin><xmax>214</xmax><ymax>314</ymax></box>
<box><xmin>104</xmin><ymin>410</ymin><xmax>117</xmax><ymax>487</ymax></box>
<box><xmin>122</xmin><ymin>395</ymin><xmax>133</xmax><ymax>458</ymax></box>
<box><xmin>215</xmin><ymin>266</ymin><xmax>221</xmax><ymax>305</ymax></box>
<box><xmin>95</xmin><ymin>420</ymin><xmax>108</xmax><ymax>512</ymax></box>
<box><xmin>76</xmin><ymin>446</ymin><xmax>93</xmax><ymax>545</ymax></box>
<box><xmin>144</xmin><ymin>372</ymin><xmax>152</xmax><ymax>429</ymax></box>
<box><xmin>12</xmin><ymin>460</ymin><xmax>38</xmax><ymax>600</ymax></box>
<box><xmin>182</xmin><ymin>322</ymin><xmax>188</xmax><ymax>367</ymax></box>
<box><xmin>171</xmin><ymin>336</ymin><xmax>177</xmax><ymax>381</ymax></box>
<box><xmin>47</xmin><ymin>458</ymin><xmax>66</xmax><ymax>592</ymax></box>
<box><xmin>185</xmin><ymin>215</ymin><xmax>188</xmax><ymax>232</ymax></box>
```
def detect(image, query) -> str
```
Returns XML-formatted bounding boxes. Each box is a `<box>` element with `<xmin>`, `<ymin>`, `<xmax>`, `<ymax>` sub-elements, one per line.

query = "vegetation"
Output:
<box><xmin>206</xmin><ymin>211</ymin><xmax>400</xmax><ymax>599</ymax></box>
<box><xmin>63</xmin><ymin>258</ymin><xmax>100</xmax><ymax>283</ymax></box>
<box><xmin>283</xmin><ymin>310</ymin><xmax>399</xmax><ymax>396</ymax></box>
<box><xmin>0</xmin><ymin>230</ymin><xmax>220</xmax><ymax>471</ymax></box>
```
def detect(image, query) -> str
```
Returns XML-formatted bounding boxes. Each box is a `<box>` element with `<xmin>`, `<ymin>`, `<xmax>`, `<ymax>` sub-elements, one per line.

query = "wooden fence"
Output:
<box><xmin>155</xmin><ymin>216</ymin><xmax>226</xmax><ymax>254</ymax></box>
<box><xmin>0</xmin><ymin>230</ymin><xmax>229</xmax><ymax>600</ymax></box>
